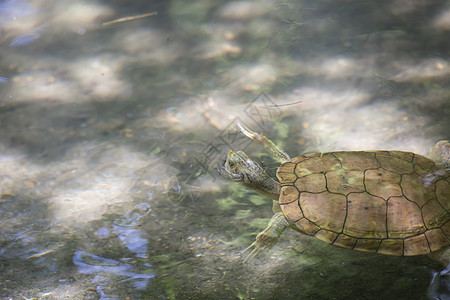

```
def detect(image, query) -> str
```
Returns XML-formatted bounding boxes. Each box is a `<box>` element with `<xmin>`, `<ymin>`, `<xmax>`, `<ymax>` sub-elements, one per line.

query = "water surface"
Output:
<box><xmin>0</xmin><ymin>0</ymin><xmax>449</xmax><ymax>299</ymax></box>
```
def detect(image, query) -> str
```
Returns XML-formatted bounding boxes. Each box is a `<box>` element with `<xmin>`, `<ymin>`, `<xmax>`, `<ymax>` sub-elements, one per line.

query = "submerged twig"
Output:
<box><xmin>102</xmin><ymin>12</ymin><xmax>158</xmax><ymax>26</ymax></box>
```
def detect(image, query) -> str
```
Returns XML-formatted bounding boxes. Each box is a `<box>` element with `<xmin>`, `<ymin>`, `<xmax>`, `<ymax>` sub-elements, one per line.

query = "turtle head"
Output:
<box><xmin>220</xmin><ymin>150</ymin><xmax>262</xmax><ymax>184</ymax></box>
<box><xmin>220</xmin><ymin>150</ymin><xmax>280</xmax><ymax>199</ymax></box>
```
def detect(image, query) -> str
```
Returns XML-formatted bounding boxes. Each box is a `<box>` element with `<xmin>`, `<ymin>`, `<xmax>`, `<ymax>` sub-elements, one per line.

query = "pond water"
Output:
<box><xmin>0</xmin><ymin>0</ymin><xmax>449</xmax><ymax>299</ymax></box>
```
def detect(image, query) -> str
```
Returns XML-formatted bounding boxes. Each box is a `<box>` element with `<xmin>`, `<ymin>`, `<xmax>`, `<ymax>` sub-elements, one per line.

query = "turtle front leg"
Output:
<box><xmin>243</xmin><ymin>212</ymin><xmax>290</xmax><ymax>263</ymax></box>
<box><xmin>429</xmin><ymin>140</ymin><xmax>450</xmax><ymax>169</ymax></box>
<box><xmin>237</xmin><ymin>123</ymin><xmax>291</xmax><ymax>164</ymax></box>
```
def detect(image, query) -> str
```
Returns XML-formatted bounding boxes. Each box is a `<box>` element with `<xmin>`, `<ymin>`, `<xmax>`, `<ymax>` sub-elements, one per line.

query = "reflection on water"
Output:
<box><xmin>8</xmin><ymin>32</ymin><xmax>40</xmax><ymax>46</ymax></box>
<box><xmin>113</xmin><ymin>224</ymin><xmax>148</xmax><ymax>258</ymax></box>
<box><xmin>73</xmin><ymin>250</ymin><xmax>154</xmax><ymax>292</ymax></box>
<box><xmin>429</xmin><ymin>265</ymin><xmax>450</xmax><ymax>300</ymax></box>
<box><xmin>0</xmin><ymin>0</ymin><xmax>37</xmax><ymax>18</ymax></box>
<box><xmin>113</xmin><ymin>202</ymin><xmax>152</xmax><ymax>258</ymax></box>
<box><xmin>0</xmin><ymin>0</ymin><xmax>449</xmax><ymax>299</ymax></box>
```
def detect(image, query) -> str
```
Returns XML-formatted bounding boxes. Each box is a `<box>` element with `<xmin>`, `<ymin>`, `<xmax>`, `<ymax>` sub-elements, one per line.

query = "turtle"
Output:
<box><xmin>220</xmin><ymin>124</ymin><xmax>450</xmax><ymax>265</ymax></box>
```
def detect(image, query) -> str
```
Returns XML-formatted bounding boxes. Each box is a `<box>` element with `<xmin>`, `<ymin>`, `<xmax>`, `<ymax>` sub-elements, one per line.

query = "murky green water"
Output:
<box><xmin>0</xmin><ymin>0</ymin><xmax>449</xmax><ymax>299</ymax></box>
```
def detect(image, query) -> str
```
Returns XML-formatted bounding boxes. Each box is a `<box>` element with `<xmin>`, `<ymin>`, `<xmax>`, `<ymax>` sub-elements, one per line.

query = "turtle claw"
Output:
<box><xmin>236</xmin><ymin>123</ymin><xmax>291</xmax><ymax>163</ymax></box>
<box><xmin>241</xmin><ymin>231</ymin><xmax>278</xmax><ymax>263</ymax></box>
<box><xmin>242</xmin><ymin>242</ymin><xmax>263</xmax><ymax>264</ymax></box>
<box><xmin>240</xmin><ymin>212</ymin><xmax>289</xmax><ymax>263</ymax></box>
<box><xmin>237</xmin><ymin>123</ymin><xmax>259</xmax><ymax>142</ymax></box>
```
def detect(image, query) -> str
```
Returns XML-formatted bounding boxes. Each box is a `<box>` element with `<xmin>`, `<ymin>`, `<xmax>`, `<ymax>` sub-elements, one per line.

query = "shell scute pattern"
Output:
<box><xmin>277</xmin><ymin>150</ymin><xmax>450</xmax><ymax>256</ymax></box>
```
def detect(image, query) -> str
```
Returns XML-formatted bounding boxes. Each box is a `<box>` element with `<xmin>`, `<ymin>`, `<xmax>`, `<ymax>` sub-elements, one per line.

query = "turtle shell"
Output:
<box><xmin>276</xmin><ymin>150</ymin><xmax>450</xmax><ymax>256</ymax></box>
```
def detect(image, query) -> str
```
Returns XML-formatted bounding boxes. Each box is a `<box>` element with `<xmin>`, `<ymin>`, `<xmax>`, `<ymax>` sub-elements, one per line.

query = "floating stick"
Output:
<box><xmin>102</xmin><ymin>12</ymin><xmax>157</xmax><ymax>26</ymax></box>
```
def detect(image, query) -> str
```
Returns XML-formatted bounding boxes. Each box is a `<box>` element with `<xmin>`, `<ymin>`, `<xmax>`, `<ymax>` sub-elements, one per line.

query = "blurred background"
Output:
<box><xmin>0</xmin><ymin>0</ymin><xmax>449</xmax><ymax>299</ymax></box>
